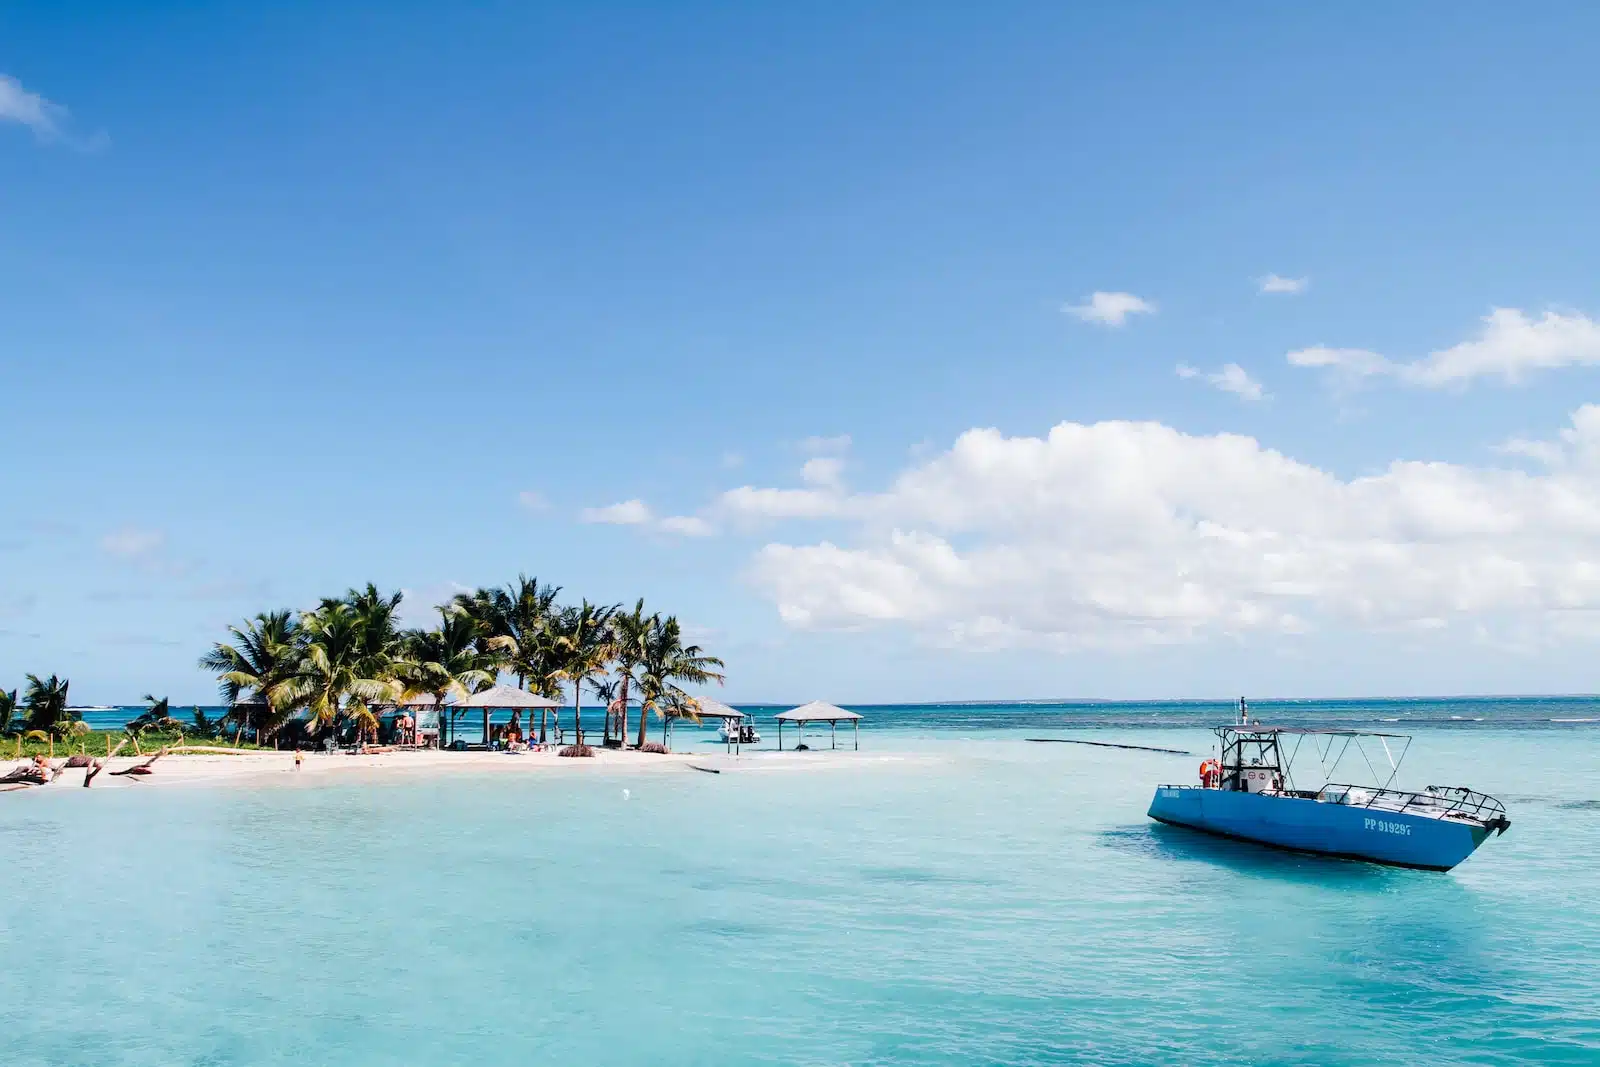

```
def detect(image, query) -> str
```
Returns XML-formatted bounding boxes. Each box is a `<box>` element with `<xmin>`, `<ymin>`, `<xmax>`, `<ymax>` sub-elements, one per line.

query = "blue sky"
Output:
<box><xmin>5</xmin><ymin>3</ymin><xmax>1600</xmax><ymax>703</ymax></box>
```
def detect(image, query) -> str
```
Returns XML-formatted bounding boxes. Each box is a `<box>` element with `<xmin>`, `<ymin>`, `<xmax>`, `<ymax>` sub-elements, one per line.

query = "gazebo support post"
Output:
<box><xmin>831</xmin><ymin>720</ymin><xmax>836</xmax><ymax>750</ymax></box>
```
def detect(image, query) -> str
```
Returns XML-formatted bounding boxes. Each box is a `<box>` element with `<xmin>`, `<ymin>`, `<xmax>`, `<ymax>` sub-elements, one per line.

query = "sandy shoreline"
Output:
<box><xmin>1</xmin><ymin>744</ymin><xmax>906</xmax><ymax>792</ymax></box>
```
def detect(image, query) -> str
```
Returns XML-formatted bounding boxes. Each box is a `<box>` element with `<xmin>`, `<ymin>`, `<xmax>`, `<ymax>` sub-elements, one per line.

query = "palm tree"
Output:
<box><xmin>0</xmin><ymin>688</ymin><xmax>16</xmax><ymax>735</ymax></box>
<box><xmin>657</xmin><ymin>690</ymin><xmax>702</xmax><ymax>746</ymax></box>
<box><xmin>611</xmin><ymin>600</ymin><xmax>652</xmax><ymax>748</ymax></box>
<box><xmin>453</xmin><ymin>576</ymin><xmax>565</xmax><ymax>740</ymax></box>
<box><xmin>590</xmin><ymin>677</ymin><xmax>620</xmax><ymax>743</ymax></box>
<box><xmin>344</xmin><ymin>583</ymin><xmax>406</xmax><ymax>680</ymax></box>
<box><xmin>127</xmin><ymin>694</ymin><xmax>184</xmax><ymax>733</ymax></box>
<box><xmin>23</xmin><ymin>674</ymin><xmax>72</xmax><ymax>735</ymax></box>
<box><xmin>23</xmin><ymin>729</ymin><xmax>52</xmax><ymax>760</ymax></box>
<box><xmin>553</xmin><ymin>600</ymin><xmax>617</xmax><ymax>746</ymax></box>
<box><xmin>58</xmin><ymin>720</ymin><xmax>90</xmax><ymax>753</ymax></box>
<box><xmin>297</xmin><ymin>602</ymin><xmax>395</xmax><ymax>738</ymax></box>
<box><xmin>342</xmin><ymin>584</ymin><xmax>408</xmax><ymax>738</ymax></box>
<box><xmin>398</xmin><ymin>611</ymin><xmax>497</xmax><ymax>741</ymax></box>
<box><xmin>199</xmin><ymin>610</ymin><xmax>303</xmax><ymax>746</ymax></box>
<box><xmin>637</xmin><ymin>616</ymin><xmax>726</xmax><ymax>748</ymax></box>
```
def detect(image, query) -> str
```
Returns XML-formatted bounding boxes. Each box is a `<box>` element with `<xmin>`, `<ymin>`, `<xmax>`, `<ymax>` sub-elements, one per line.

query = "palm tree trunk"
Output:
<box><xmin>619</xmin><ymin>675</ymin><xmax>631</xmax><ymax>748</ymax></box>
<box><xmin>574</xmin><ymin>685</ymin><xmax>582</xmax><ymax>745</ymax></box>
<box><xmin>634</xmin><ymin>683</ymin><xmax>650</xmax><ymax>749</ymax></box>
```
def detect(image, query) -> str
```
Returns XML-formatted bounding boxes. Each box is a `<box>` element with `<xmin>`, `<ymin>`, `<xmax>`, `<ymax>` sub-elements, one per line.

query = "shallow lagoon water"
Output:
<box><xmin>2</xmin><ymin>719</ymin><xmax>1598</xmax><ymax>1065</ymax></box>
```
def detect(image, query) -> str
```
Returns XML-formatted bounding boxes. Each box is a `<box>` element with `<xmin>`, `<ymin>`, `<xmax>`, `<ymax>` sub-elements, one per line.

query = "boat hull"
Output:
<box><xmin>1147</xmin><ymin>787</ymin><xmax>1492</xmax><ymax>871</ymax></box>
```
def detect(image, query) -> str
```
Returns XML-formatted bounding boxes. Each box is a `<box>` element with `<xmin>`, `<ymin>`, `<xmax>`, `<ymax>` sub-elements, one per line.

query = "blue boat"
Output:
<box><xmin>1148</xmin><ymin>718</ymin><xmax>1510</xmax><ymax>871</ymax></box>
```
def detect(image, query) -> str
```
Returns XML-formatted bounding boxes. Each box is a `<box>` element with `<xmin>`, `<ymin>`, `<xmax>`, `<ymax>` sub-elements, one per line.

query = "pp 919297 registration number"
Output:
<box><xmin>1364</xmin><ymin>817</ymin><xmax>1411</xmax><ymax>836</ymax></box>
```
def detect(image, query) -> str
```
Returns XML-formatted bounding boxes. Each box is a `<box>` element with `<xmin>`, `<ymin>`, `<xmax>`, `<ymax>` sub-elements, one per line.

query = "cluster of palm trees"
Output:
<box><xmin>200</xmin><ymin>576</ymin><xmax>724</xmax><ymax>751</ymax></box>
<box><xmin>0</xmin><ymin>674</ymin><xmax>89</xmax><ymax>753</ymax></box>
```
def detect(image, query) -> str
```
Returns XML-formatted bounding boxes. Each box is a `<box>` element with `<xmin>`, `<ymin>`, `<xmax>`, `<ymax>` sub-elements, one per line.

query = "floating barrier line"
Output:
<box><xmin>1026</xmin><ymin>738</ymin><xmax>1193</xmax><ymax>756</ymax></box>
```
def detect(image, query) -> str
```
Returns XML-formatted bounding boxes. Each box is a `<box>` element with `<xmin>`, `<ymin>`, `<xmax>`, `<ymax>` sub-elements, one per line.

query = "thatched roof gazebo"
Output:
<box><xmin>442</xmin><ymin>684</ymin><xmax>562</xmax><ymax>749</ymax></box>
<box><xmin>775</xmin><ymin>701</ymin><xmax>862</xmax><ymax>751</ymax></box>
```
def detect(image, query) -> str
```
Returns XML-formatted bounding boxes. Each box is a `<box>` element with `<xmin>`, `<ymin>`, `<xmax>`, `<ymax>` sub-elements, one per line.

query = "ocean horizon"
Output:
<box><xmin>69</xmin><ymin>694</ymin><xmax>1600</xmax><ymax>738</ymax></box>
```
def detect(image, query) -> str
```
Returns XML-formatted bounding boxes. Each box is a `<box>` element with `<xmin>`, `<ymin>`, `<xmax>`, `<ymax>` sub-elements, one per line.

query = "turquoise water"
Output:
<box><xmin>3</xmin><ymin>711</ymin><xmax>1599</xmax><ymax>1064</ymax></box>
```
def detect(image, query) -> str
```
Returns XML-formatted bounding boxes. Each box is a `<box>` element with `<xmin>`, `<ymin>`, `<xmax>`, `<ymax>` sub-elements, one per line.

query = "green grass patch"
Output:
<box><xmin>0</xmin><ymin>730</ymin><xmax>270</xmax><ymax>761</ymax></box>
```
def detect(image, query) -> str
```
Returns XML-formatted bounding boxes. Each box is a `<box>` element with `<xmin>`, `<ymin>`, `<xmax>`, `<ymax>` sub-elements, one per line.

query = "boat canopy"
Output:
<box><xmin>1218</xmin><ymin>725</ymin><xmax>1412</xmax><ymax>740</ymax></box>
<box><xmin>1214</xmin><ymin>724</ymin><xmax>1414</xmax><ymax>793</ymax></box>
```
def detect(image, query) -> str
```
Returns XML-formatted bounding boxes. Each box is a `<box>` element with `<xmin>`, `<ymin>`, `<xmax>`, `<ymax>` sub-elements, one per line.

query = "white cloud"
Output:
<box><xmin>100</xmin><ymin>526</ymin><xmax>166</xmax><ymax>559</ymax></box>
<box><xmin>720</xmin><ymin>485</ymin><xmax>847</xmax><ymax>521</ymax></box>
<box><xmin>1409</xmin><ymin>308</ymin><xmax>1600</xmax><ymax>386</ymax></box>
<box><xmin>1062</xmin><ymin>291</ymin><xmax>1156</xmax><ymax>327</ymax></box>
<box><xmin>1258</xmin><ymin>274</ymin><xmax>1308</xmax><ymax>295</ymax></box>
<box><xmin>799</xmin><ymin>434</ymin><xmax>851</xmax><ymax>455</ymax></box>
<box><xmin>1286</xmin><ymin>345</ymin><xmax>1392</xmax><ymax>376</ymax></box>
<box><xmin>800</xmin><ymin>456</ymin><xmax>845</xmax><ymax>488</ymax></box>
<box><xmin>1492</xmin><ymin>407</ymin><xmax>1600</xmax><ymax>468</ymax></box>
<box><xmin>0</xmin><ymin>73</ymin><xmax>105</xmax><ymax>150</ymax></box>
<box><xmin>0</xmin><ymin>74</ymin><xmax>64</xmax><ymax>138</ymax></box>
<box><xmin>1289</xmin><ymin>308</ymin><xmax>1600</xmax><ymax>389</ymax></box>
<box><xmin>517</xmin><ymin>490</ymin><xmax>547</xmax><ymax>511</ymax></box>
<box><xmin>1493</xmin><ymin>438</ymin><xmax>1564</xmax><ymax>466</ymax></box>
<box><xmin>720</xmin><ymin>451</ymin><xmax>745</xmax><ymax>469</ymax></box>
<box><xmin>1176</xmin><ymin>362</ymin><xmax>1266</xmax><ymax>402</ymax></box>
<box><xmin>580</xmin><ymin>500</ymin><xmax>717</xmax><ymax>537</ymax></box>
<box><xmin>580</xmin><ymin>499</ymin><xmax>653</xmax><ymax>526</ymax></box>
<box><xmin>743</xmin><ymin>408</ymin><xmax>1600</xmax><ymax>648</ymax></box>
<box><xmin>659</xmin><ymin>515</ymin><xmax>716</xmax><ymax>537</ymax></box>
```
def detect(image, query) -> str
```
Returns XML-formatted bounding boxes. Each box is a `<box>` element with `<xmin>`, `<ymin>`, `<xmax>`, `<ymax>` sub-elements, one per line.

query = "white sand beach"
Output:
<box><xmin>1</xmin><ymin>744</ymin><xmax>900</xmax><ymax>792</ymax></box>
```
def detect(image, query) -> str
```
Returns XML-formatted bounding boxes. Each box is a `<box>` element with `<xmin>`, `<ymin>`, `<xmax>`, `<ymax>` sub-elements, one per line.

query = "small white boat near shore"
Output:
<box><xmin>718</xmin><ymin>717</ymin><xmax>761</xmax><ymax>745</ymax></box>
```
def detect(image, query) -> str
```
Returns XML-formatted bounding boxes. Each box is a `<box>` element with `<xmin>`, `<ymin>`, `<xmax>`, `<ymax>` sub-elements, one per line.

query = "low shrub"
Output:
<box><xmin>558</xmin><ymin>743</ymin><xmax>595</xmax><ymax>758</ymax></box>
<box><xmin>638</xmin><ymin>741</ymin><xmax>669</xmax><ymax>754</ymax></box>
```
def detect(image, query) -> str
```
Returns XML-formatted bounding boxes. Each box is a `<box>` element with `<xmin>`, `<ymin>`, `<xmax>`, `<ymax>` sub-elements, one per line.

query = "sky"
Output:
<box><xmin>4</xmin><ymin>3</ymin><xmax>1600</xmax><ymax>704</ymax></box>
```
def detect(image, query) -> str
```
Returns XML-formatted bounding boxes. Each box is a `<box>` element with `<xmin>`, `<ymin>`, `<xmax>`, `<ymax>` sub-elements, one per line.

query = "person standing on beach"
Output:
<box><xmin>294</xmin><ymin>748</ymin><xmax>303</xmax><ymax>772</ymax></box>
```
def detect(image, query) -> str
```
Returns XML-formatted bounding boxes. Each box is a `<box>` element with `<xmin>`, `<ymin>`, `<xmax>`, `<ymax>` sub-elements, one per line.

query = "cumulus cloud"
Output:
<box><xmin>581</xmin><ymin>499</ymin><xmax>717</xmax><ymax>537</ymax></box>
<box><xmin>100</xmin><ymin>526</ymin><xmax>166</xmax><ymax>559</ymax></box>
<box><xmin>743</xmin><ymin>408</ymin><xmax>1600</xmax><ymax>648</ymax></box>
<box><xmin>1289</xmin><ymin>308</ymin><xmax>1600</xmax><ymax>389</ymax></box>
<box><xmin>659</xmin><ymin>515</ymin><xmax>716</xmax><ymax>537</ymax></box>
<box><xmin>720</xmin><ymin>485</ymin><xmax>847</xmax><ymax>521</ymax></box>
<box><xmin>1176</xmin><ymin>362</ymin><xmax>1266</xmax><ymax>402</ymax></box>
<box><xmin>1258</xmin><ymin>274</ymin><xmax>1308</xmax><ymax>295</ymax></box>
<box><xmin>1411</xmin><ymin>308</ymin><xmax>1600</xmax><ymax>385</ymax></box>
<box><xmin>580</xmin><ymin>499</ymin><xmax>653</xmax><ymax>525</ymax></box>
<box><xmin>1062</xmin><ymin>291</ymin><xmax>1156</xmax><ymax>327</ymax></box>
<box><xmin>1493</xmin><ymin>438</ymin><xmax>1564</xmax><ymax>466</ymax></box>
<box><xmin>800</xmin><ymin>456</ymin><xmax>845</xmax><ymax>488</ymax></box>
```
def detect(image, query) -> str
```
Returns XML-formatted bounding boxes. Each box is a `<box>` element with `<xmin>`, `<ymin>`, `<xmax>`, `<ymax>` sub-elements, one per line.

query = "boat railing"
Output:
<box><xmin>1320</xmin><ymin>782</ymin><xmax>1507</xmax><ymax>822</ymax></box>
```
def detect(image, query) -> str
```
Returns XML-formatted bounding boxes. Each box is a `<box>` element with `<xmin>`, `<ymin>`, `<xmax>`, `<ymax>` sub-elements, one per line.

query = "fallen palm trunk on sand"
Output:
<box><xmin>1</xmin><ymin>758</ymin><xmax>58</xmax><ymax>786</ymax></box>
<box><xmin>111</xmin><ymin>747</ymin><xmax>168</xmax><ymax>778</ymax></box>
<box><xmin>83</xmin><ymin>739</ymin><xmax>128</xmax><ymax>787</ymax></box>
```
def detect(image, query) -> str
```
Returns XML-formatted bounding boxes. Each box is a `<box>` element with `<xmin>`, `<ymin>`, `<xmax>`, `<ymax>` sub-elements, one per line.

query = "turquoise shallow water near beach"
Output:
<box><xmin>3</xmin><ymin>704</ymin><xmax>1599</xmax><ymax>1065</ymax></box>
